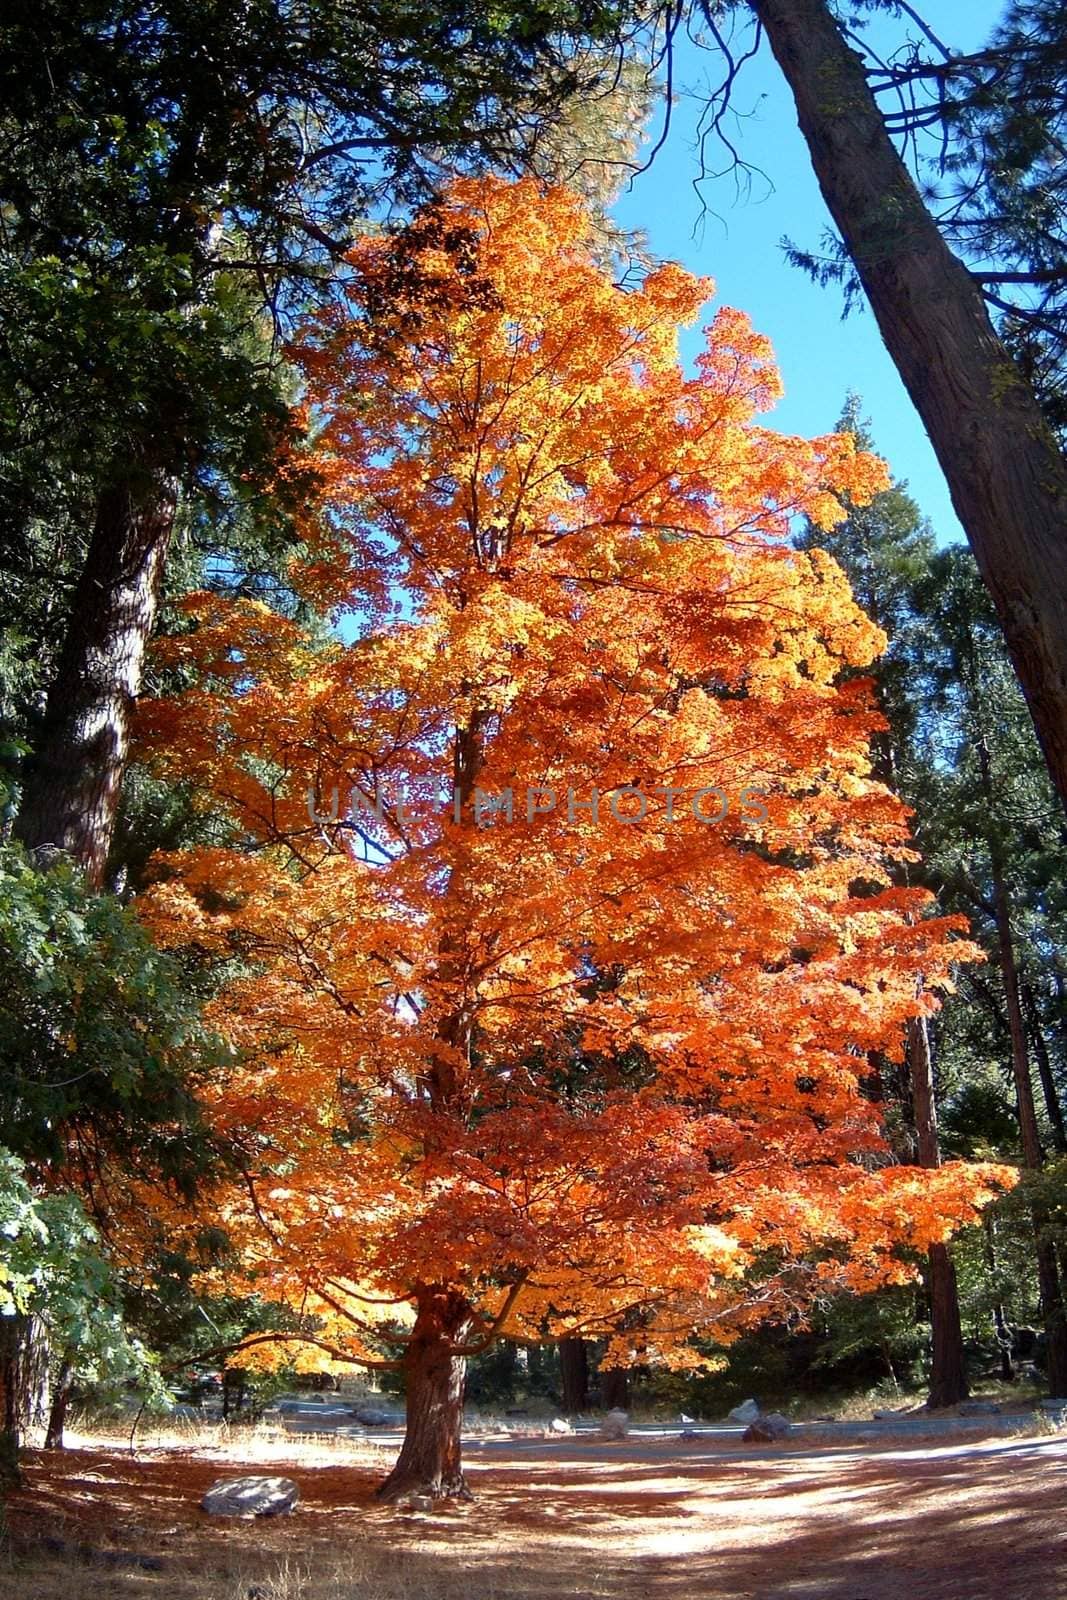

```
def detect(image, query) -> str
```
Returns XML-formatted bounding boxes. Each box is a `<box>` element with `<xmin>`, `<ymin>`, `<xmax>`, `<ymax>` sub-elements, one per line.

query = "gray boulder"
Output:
<box><xmin>201</xmin><ymin>1476</ymin><xmax>299</xmax><ymax>1518</ymax></box>
<box><xmin>353</xmin><ymin>1405</ymin><xmax>403</xmax><ymax>1426</ymax></box>
<box><xmin>742</xmin><ymin>1412</ymin><xmax>791</xmax><ymax>1443</ymax></box>
<box><xmin>728</xmin><ymin>1398</ymin><xmax>760</xmax><ymax>1425</ymax></box>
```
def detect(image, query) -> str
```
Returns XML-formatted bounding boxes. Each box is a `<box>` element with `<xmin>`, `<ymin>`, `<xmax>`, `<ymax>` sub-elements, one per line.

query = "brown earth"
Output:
<box><xmin>3</xmin><ymin>1425</ymin><xmax>1065</xmax><ymax>1599</ymax></box>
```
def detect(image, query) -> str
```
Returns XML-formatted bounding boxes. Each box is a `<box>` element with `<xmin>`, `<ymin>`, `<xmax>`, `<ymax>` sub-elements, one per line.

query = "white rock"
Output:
<box><xmin>201</xmin><ymin>1476</ymin><xmax>299</xmax><ymax>1518</ymax></box>
<box><xmin>550</xmin><ymin>1417</ymin><xmax>574</xmax><ymax>1434</ymax></box>
<box><xmin>728</xmin><ymin>1398</ymin><xmax>760</xmax><ymax>1425</ymax></box>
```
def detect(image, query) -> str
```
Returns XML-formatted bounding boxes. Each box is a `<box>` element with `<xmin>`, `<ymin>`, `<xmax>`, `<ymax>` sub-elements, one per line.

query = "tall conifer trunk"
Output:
<box><xmin>975</xmin><ymin>739</ymin><xmax>1067</xmax><ymax>1395</ymax></box>
<box><xmin>559</xmin><ymin>1337</ymin><xmax>590</xmax><ymax>1413</ymax></box>
<box><xmin>754</xmin><ymin>0</ymin><xmax>1067</xmax><ymax>816</ymax></box>
<box><xmin>908</xmin><ymin>1015</ymin><xmax>969</xmax><ymax>1406</ymax></box>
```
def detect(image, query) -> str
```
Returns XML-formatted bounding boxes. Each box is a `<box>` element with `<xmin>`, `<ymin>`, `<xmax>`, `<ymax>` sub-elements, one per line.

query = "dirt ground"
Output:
<box><xmin>3</xmin><ymin>1425</ymin><xmax>1065</xmax><ymax>1600</ymax></box>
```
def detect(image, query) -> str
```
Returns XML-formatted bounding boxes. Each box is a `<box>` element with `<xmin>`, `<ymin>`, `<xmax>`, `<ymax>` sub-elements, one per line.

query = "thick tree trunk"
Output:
<box><xmin>754</xmin><ymin>0</ymin><xmax>1067</xmax><ymax>816</ymax></box>
<box><xmin>13</xmin><ymin>468</ymin><xmax>177</xmax><ymax>887</ymax></box>
<box><xmin>376</xmin><ymin>1288</ymin><xmax>473</xmax><ymax>1502</ymax></box>
<box><xmin>907</xmin><ymin>1014</ymin><xmax>969</xmax><ymax>1406</ymax></box>
<box><xmin>559</xmin><ymin>1336</ymin><xmax>590</xmax><ymax>1414</ymax></box>
<box><xmin>0</xmin><ymin>1314</ymin><xmax>51</xmax><ymax>1451</ymax></box>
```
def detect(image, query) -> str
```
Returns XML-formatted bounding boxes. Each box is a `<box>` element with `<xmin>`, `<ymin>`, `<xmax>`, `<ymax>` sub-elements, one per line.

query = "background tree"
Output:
<box><xmin>636</xmin><ymin>0</ymin><xmax>1067</xmax><ymax>817</ymax></box>
<box><xmin>797</xmin><ymin>402</ymin><xmax>970</xmax><ymax>1406</ymax></box>
<box><xmin>0</xmin><ymin>0</ymin><xmax>639</xmax><ymax>884</ymax></box>
<box><xmin>135</xmin><ymin>179</ymin><xmax>1004</xmax><ymax>1500</ymax></box>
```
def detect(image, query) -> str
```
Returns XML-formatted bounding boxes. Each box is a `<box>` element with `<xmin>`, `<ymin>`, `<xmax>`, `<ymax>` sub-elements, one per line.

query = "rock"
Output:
<box><xmin>728</xmin><ymin>1398</ymin><xmax>760</xmax><ymax>1425</ymax></box>
<box><xmin>550</xmin><ymin>1417</ymin><xmax>574</xmax><ymax>1434</ymax></box>
<box><xmin>353</xmin><ymin>1406</ymin><xmax>403</xmax><ymax>1426</ymax></box>
<box><xmin>201</xmin><ymin>1476</ymin><xmax>299</xmax><ymax>1518</ymax></box>
<box><xmin>409</xmin><ymin>1495</ymin><xmax>434</xmax><ymax>1513</ymax></box>
<box><xmin>600</xmin><ymin>1408</ymin><xmax>630</xmax><ymax>1440</ymax></box>
<box><xmin>958</xmin><ymin>1401</ymin><xmax>1002</xmax><ymax>1416</ymax></box>
<box><xmin>742</xmin><ymin>1412</ymin><xmax>791</xmax><ymax>1443</ymax></box>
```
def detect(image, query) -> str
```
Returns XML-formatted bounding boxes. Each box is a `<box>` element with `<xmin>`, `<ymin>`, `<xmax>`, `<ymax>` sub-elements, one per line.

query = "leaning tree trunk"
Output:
<box><xmin>908</xmin><ymin>1013</ymin><xmax>969</xmax><ymax>1407</ymax></box>
<box><xmin>376</xmin><ymin>1288</ymin><xmax>474</xmax><ymax>1503</ymax></box>
<box><xmin>14</xmin><ymin>465</ymin><xmax>177</xmax><ymax>887</ymax></box>
<box><xmin>753</xmin><ymin>0</ymin><xmax>1067</xmax><ymax>818</ymax></box>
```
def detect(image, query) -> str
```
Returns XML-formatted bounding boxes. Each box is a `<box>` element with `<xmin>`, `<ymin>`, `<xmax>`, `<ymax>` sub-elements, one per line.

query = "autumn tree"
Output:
<box><xmin>137</xmin><ymin>180</ymin><xmax>1005</xmax><ymax>1501</ymax></box>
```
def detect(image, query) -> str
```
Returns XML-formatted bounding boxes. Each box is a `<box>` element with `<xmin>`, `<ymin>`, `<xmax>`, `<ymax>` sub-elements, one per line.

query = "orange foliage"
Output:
<box><xmin>137</xmin><ymin>179</ymin><xmax>1006</xmax><ymax>1377</ymax></box>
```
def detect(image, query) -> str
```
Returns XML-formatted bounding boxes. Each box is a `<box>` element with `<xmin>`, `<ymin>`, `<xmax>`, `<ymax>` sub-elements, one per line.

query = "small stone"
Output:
<box><xmin>409</xmin><ymin>1494</ymin><xmax>434</xmax><ymax>1512</ymax></box>
<box><xmin>201</xmin><ymin>1476</ymin><xmax>299</xmax><ymax>1518</ymax></box>
<box><xmin>728</xmin><ymin>1398</ymin><xmax>760</xmax><ymax>1425</ymax></box>
<box><xmin>550</xmin><ymin>1417</ymin><xmax>574</xmax><ymax>1434</ymax></box>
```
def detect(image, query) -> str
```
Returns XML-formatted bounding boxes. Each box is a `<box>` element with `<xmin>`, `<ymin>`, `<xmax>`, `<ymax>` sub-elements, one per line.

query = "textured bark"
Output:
<box><xmin>907</xmin><ymin>1014</ymin><xmax>969</xmax><ymax>1406</ymax></box>
<box><xmin>376</xmin><ymin>1288</ymin><xmax>473</xmax><ymax>1502</ymax></box>
<box><xmin>0</xmin><ymin>1314</ymin><xmax>51</xmax><ymax>1451</ymax></box>
<box><xmin>14</xmin><ymin>468</ymin><xmax>177</xmax><ymax>887</ymax></box>
<box><xmin>754</xmin><ymin>0</ymin><xmax>1067</xmax><ymax>816</ymax></box>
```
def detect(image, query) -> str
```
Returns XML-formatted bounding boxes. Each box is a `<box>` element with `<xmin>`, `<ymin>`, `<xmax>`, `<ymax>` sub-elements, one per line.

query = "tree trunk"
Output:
<box><xmin>559</xmin><ymin>1336</ymin><xmax>589</xmax><ymax>1414</ymax></box>
<box><xmin>985</xmin><ymin>1218</ymin><xmax>1015</xmax><ymax>1382</ymax></box>
<box><xmin>0</xmin><ymin>1314</ymin><xmax>51</xmax><ymax>1451</ymax></box>
<box><xmin>44</xmin><ymin>1355</ymin><xmax>74</xmax><ymax>1450</ymax></box>
<box><xmin>753</xmin><ymin>0</ymin><xmax>1067</xmax><ymax>817</ymax></box>
<box><xmin>907</xmin><ymin>1013</ymin><xmax>969</xmax><ymax>1406</ymax></box>
<box><xmin>986</xmin><ymin>800</ymin><xmax>1067</xmax><ymax>1395</ymax></box>
<box><xmin>1022</xmin><ymin>982</ymin><xmax>1067</xmax><ymax>1154</ymax></box>
<box><xmin>598</xmin><ymin>1363</ymin><xmax>629</xmax><ymax>1411</ymax></box>
<box><xmin>13</xmin><ymin>467</ymin><xmax>177</xmax><ymax>887</ymax></box>
<box><xmin>376</xmin><ymin>1288</ymin><xmax>473</xmax><ymax>1502</ymax></box>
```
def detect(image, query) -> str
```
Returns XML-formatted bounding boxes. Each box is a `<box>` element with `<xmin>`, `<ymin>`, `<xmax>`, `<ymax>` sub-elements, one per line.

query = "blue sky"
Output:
<box><xmin>611</xmin><ymin>2</ymin><xmax>1008</xmax><ymax>544</ymax></box>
